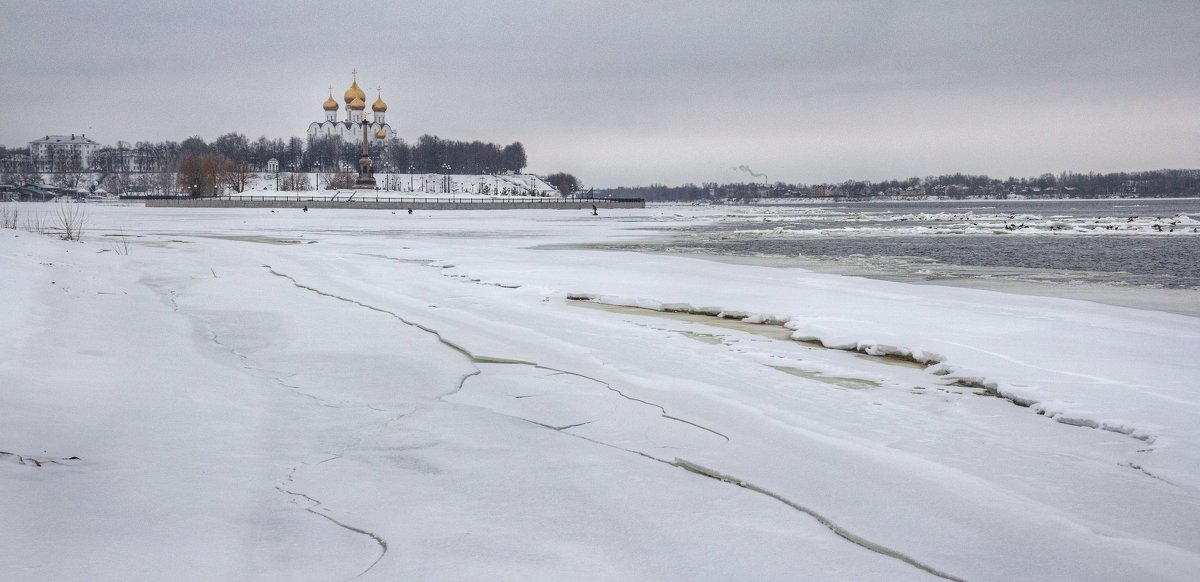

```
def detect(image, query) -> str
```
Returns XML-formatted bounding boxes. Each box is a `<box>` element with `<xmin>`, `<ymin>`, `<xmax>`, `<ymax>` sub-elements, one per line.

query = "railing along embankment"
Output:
<box><xmin>145</xmin><ymin>196</ymin><xmax>644</xmax><ymax>210</ymax></box>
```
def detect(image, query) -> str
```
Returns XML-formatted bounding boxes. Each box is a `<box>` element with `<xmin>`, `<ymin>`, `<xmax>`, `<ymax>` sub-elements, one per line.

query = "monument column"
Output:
<box><xmin>354</xmin><ymin>114</ymin><xmax>377</xmax><ymax>188</ymax></box>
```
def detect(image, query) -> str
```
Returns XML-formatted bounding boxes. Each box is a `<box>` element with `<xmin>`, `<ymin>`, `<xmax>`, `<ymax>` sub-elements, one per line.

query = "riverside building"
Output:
<box><xmin>29</xmin><ymin>134</ymin><xmax>100</xmax><ymax>172</ymax></box>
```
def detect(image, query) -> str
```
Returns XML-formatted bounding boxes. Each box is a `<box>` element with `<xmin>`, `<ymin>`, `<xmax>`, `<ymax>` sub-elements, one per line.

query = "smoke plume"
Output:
<box><xmin>733</xmin><ymin>164</ymin><xmax>768</xmax><ymax>182</ymax></box>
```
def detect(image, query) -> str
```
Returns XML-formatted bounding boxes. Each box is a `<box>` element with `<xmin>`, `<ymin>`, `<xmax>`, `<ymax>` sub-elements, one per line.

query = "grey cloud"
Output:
<box><xmin>1</xmin><ymin>0</ymin><xmax>1198</xmax><ymax>186</ymax></box>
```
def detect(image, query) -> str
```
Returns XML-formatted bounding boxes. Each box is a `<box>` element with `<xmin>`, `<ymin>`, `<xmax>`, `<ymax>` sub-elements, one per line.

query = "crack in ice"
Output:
<box><xmin>264</xmin><ymin>266</ymin><xmax>729</xmax><ymax>441</ymax></box>
<box><xmin>148</xmin><ymin>277</ymin><xmax>399</xmax><ymax>580</ymax></box>
<box><xmin>513</xmin><ymin>419</ymin><xmax>963</xmax><ymax>581</ymax></box>
<box><xmin>673</xmin><ymin>459</ymin><xmax>968</xmax><ymax>582</ymax></box>
<box><xmin>276</xmin><ymin>465</ymin><xmax>388</xmax><ymax>581</ymax></box>
<box><xmin>0</xmin><ymin>450</ymin><xmax>80</xmax><ymax>468</ymax></box>
<box><xmin>261</xmin><ymin>266</ymin><xmax>984</xmax><ymax>576</ymax></box>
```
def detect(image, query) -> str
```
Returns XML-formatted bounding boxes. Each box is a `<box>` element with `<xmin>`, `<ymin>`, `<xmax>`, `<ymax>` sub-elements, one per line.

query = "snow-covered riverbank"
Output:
<box><xmin>3</xmin><ymin>204</ymin><xmax>1199</xmax><ymax>580</ymax></box>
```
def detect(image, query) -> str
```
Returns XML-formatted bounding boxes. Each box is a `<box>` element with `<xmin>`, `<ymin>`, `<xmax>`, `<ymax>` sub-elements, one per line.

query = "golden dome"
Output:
<box><xmin>322</xmin><ymin>91</ymin><xmax>338</xmax><ymax>111</ymax></box>
<box><xmin>349</xmin><ymin>96</ymin><xmax>365</xmax><ymax>110</ymax></box>
<box><xmin>343</xmin><ymin>79</ymin><xmax>366</xmax><ymax>104</ymax></box>
<box><xmin>372</xmin><ymin>92</ymin><xmax>387</xmax><ymax>112</ymax></box>
<box><xmin>375</xmin><ymin>128</ymin><xmax>386</xmax><ymax>139</ymax></box>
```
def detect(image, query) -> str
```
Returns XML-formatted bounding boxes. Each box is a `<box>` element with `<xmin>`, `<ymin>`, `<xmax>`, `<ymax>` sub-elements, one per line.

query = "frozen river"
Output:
<box><xmin>604</xmin><ymin>198</ymin><xmax>1200</xmax><ymax>315</ymax></box>
<box><xmin>3</xmin><ymin>201</ymin><xmax>1199</xmax><ymax>581</ymax></box>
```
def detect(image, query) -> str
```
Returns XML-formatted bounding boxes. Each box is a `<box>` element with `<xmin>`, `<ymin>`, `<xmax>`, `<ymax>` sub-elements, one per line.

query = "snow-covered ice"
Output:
<box><xmin>3</xmin><ymin>202</ymin><xmax>1199</xmax><ymax>581</ymax></box>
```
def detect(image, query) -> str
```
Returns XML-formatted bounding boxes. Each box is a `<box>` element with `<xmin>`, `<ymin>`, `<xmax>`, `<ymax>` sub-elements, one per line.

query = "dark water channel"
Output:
<box><xmin>670</xmin><ymin>198</ymin><xmax>1200</xmax><ymax>290</ymax></box>
<box><xmin>683</xmin><ymin>235</ymin><xmax>1200</xmax><ymax>289</ymax></box>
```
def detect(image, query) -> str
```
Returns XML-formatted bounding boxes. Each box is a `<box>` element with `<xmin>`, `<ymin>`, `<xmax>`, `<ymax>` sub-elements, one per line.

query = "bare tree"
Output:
<box><xmin>225</xmin><ymin>161</ymin><xmax>253</xmax><ymax>193</ymax></box>
<box><xmin>52</xmin><ymin>155</ymin><xmax>84</xmax><ymax>190</ymax></box>
<box><xmin>23</xmin><ymin>210</ymin><xmax>46</xmax><ymax>234</ymax></box>
<box><xmin>544</xmin><ymin>172</ymin><xmax>580</xmax><ymax>197</ymax></box>
<box><xmin>54</xmin><ymin>204</ymin><xmax>87</xmax><ymax>240</ymax></box>
<box><xmin>102</xmin><ymin>170</ymin><xmax>127</xmax><ymax>196</ymax></box>
<box><xmin>327</xmin><ymin>171</ymin><xmax>356</xmax><ymax>189</ymax></box>
<box><xmin>111</xmin><ymin>229</ymin><xmax>131</xmax><ymax>255</ymax></box>
<box><xmin>0</xmin><ymin>203</ymin><xmax>18</xmax><ymax>229</ymax></box>
<box><xmin>154</xmin><ymin>171</ymin><xmax>180</xmax><ymax>196</ymax></box>
<box><xmin>178</xmin><ymin>153</ymin><xmax>233</xmax><ymax>196</ymax></box>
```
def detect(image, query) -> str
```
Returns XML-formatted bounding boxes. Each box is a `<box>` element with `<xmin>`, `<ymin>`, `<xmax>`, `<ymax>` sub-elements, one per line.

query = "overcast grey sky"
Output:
<box><xmin>2</xmin><ymin>1</ymin><xmax>1198</xmax><ymax>186</ymax></box>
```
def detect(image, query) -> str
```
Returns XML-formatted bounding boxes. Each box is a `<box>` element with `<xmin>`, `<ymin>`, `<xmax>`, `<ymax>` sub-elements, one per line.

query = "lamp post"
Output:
<box><xmin>441</xmin><ymin>163</ymin><xmax>451</xmax><ymax>194</ymax></box>
<box><xmin>313</xmin><ymin>161</ymin><xmax>321</xmax><ymax>190</ymax></box>
<box><xmin>408</xmin><ymin>164</ymin><xmax>414</xmax><ymax>193</ymax></box>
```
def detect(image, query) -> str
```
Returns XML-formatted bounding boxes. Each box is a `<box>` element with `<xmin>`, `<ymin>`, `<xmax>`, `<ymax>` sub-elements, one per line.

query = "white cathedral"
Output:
<box><xmin>307</xmin><ymin>70</ymin><xmax>397</xmax><ymax>144</ymax></box>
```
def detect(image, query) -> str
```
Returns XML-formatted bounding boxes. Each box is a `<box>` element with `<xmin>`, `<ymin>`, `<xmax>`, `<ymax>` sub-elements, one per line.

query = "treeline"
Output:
<box><xmin>1</xmin><ymin>131</ymin><xmax>529</xmax><ymax>195</ymax></box>
<box><xmin>597</xmin><ymin>169</ymin><xmax>1200</xmax><ymax>201</ymax></box>
<box><xmin>599</xmin><ymin>183</ymin><xmax>725</xmax><ymax>202</ymax></box>
<box><xmin>133</xmin><ymin>132</ymin><xmax>527</xmax><ymax>175</ymax></box>
<box><xmin>306</xmin><ymin>134</ymin><xmax>526</xmax><ymax>175</ymax></box>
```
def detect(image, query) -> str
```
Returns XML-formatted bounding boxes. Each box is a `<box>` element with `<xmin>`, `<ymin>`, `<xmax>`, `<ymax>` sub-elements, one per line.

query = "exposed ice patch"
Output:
<box><xmin>566</xmin><ymin>292</ymin><xmax>1159</xmax><ymax>446</ymax></box>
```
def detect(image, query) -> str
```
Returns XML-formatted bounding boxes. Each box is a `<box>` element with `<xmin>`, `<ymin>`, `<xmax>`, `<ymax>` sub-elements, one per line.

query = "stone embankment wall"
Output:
<box><xmin>146</xmin><ymin>198</ymin><xmax>644</xmax><ymax>210</ymax></box>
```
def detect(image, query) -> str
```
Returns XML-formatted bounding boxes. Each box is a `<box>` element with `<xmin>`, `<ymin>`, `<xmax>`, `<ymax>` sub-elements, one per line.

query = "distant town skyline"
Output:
<box><xmin>2</xmin><ymin>1</ymin><xmax>1198</xmax><ymax>187</ymax></box>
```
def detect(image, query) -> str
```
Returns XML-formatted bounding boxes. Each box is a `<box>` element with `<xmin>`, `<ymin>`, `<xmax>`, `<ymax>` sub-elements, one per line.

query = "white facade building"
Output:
<box><xmin>91</xmin><ymin>148</ymin><xmax>157</xmax><ymax>173</ymax></box>
<box><xmin>29</xmin><ymin>134</ymin><xmax>100</xmax><ymax>172</ymax></box>
<box><xmin>307</xmin><ymin>71</ymin><xmax>397</xmax><ymax>145</ymax></box>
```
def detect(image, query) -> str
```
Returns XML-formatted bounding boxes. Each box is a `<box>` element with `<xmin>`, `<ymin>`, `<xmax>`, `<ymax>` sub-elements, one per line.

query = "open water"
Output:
<box><xmin>666</xmin><ymin>198</ymin><xmax>1200</xmax><ymax>291</ymax></box>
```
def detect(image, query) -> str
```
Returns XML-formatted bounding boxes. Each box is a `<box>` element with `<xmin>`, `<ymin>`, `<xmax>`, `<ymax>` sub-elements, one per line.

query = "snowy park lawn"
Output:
<box><xmin>3</xmin><ymin>203</ymin><xmax>1199</xmax><ymax>581</ymax></box>
<box><xmin>238</xmin><ymin>172</ymin><xmax>560</xmax><ymax>198</ymax></box>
